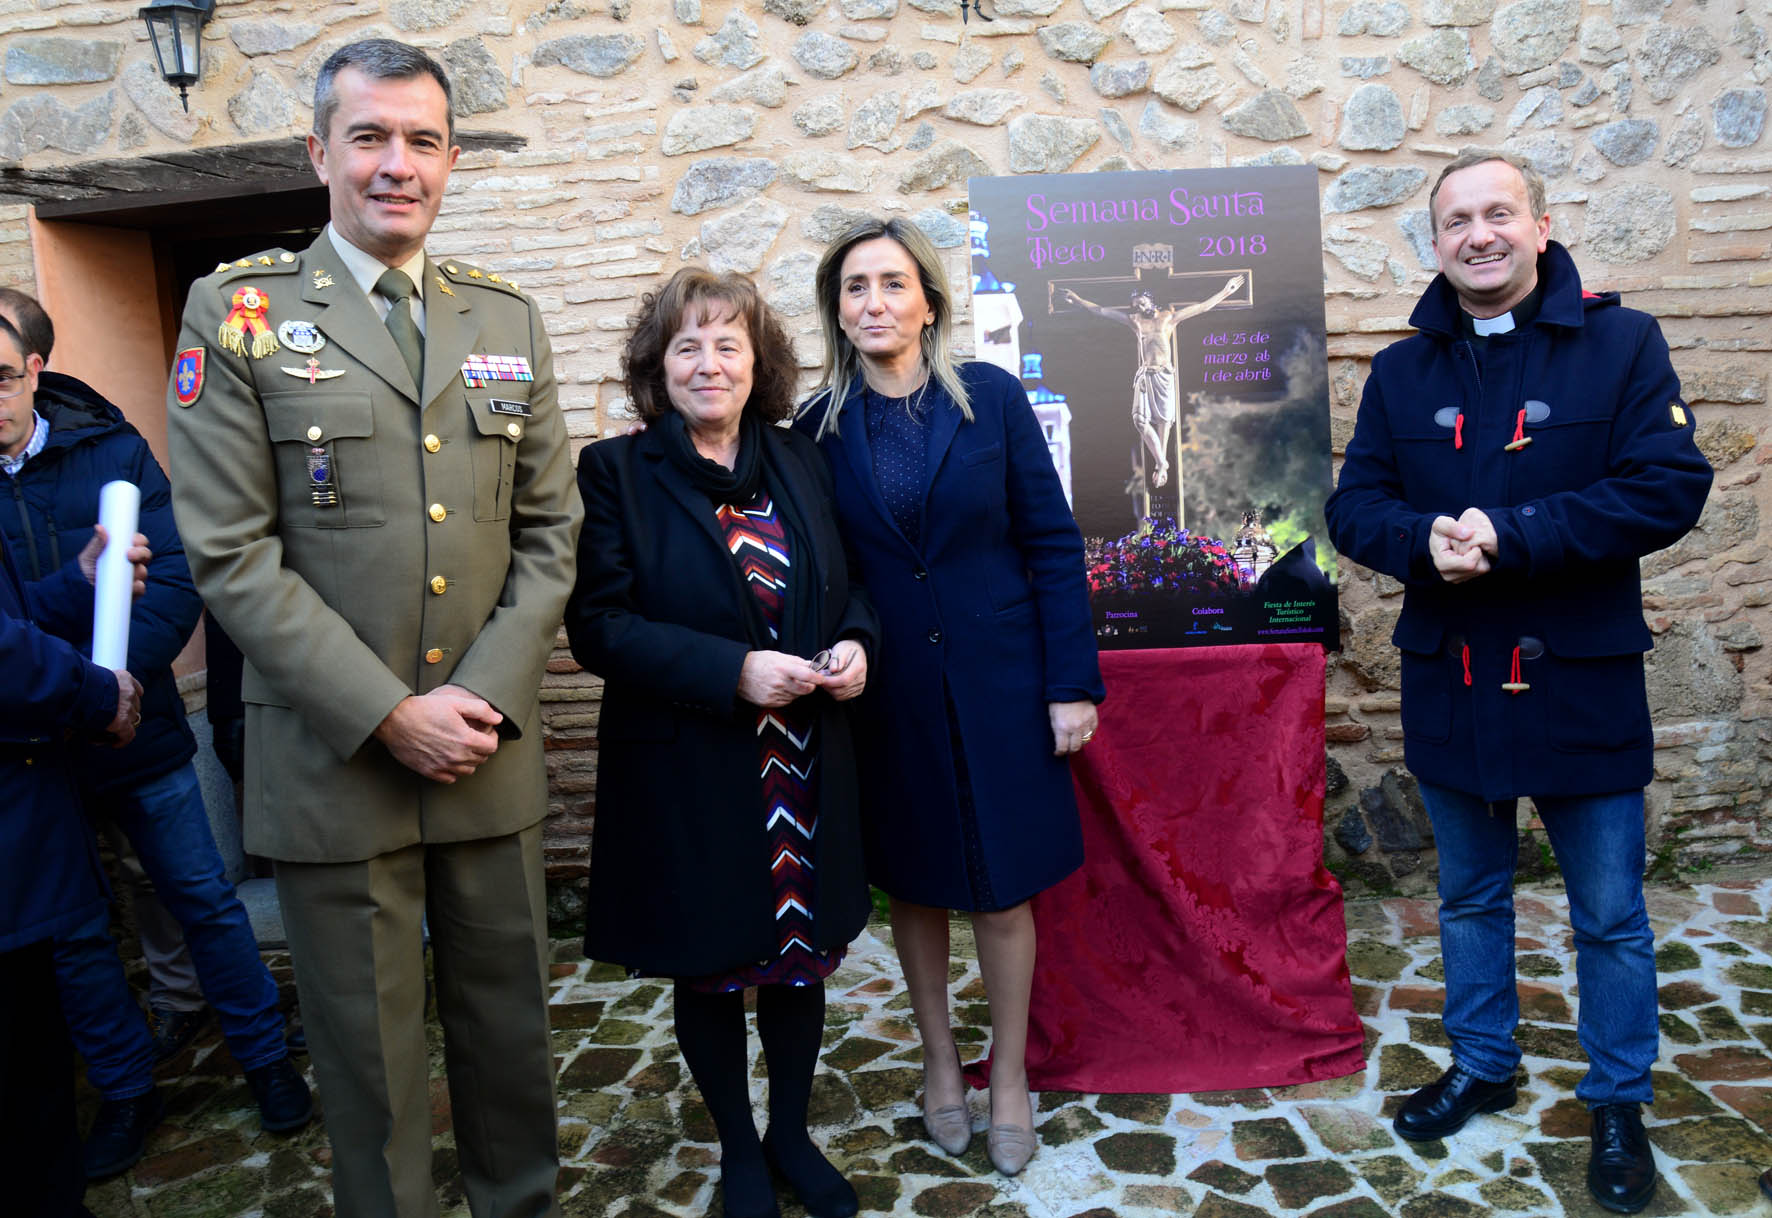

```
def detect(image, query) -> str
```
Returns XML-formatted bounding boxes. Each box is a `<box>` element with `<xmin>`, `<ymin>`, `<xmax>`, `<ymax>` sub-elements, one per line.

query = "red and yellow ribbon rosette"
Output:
<box><xmin>217</xmin><ymin>286</ymin><xmax>281</xmax><ymax>359</ymax></box>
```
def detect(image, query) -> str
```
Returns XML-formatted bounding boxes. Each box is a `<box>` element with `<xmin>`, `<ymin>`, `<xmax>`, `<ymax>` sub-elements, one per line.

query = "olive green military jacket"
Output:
<box><xmin>166</xmin><ymin>231</ymin><xmax>582</xmax><ymax>863</ymax></box>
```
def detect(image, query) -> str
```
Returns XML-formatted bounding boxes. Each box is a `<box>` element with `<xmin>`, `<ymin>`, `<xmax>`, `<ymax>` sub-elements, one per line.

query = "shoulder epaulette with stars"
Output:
<box><xmin>437</xmin><ymin>260</ymin><xmax>526</xmax><ymax>299</ymax></box>
<box><xmin>210</xmin><ymin>250</ymin><xmax>299</xmax><ymax>280</ymax></box>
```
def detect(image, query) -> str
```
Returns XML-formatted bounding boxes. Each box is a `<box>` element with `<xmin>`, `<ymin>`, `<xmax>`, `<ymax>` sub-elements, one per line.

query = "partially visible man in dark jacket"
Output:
<box><xmin>1</xmin><ymin>463</ymin><xmax>143</xmax><ymax>1216</ymax></box>
<box><xmin>0</xmin><ymin>290</ymin><xmax>310</xmax><ymax>1181</ymax></box>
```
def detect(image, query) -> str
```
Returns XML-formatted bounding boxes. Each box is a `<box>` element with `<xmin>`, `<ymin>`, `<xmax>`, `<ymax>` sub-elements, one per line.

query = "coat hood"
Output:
<box><xmin>34</xmin><ymin>371</ymin><xmax>131</xmax><ymax>455</ymax></box>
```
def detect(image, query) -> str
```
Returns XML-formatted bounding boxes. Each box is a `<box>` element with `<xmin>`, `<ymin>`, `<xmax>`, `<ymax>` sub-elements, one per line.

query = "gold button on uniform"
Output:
<box><xmin>430</xmin><ymin>575</ymin><xmax>447</xmax><ymax>595</ymax></box>
<box><xmin>506</xmin><ymin>422</ymin><xmax>521</xmax><ymax>438</ymax></box>
<box><xmin>424</xmin><ymin>434</ymin><xmax>441</xmax><ymax>453</ymax></box>
<box><xmin>428</xmin><ymin>503</ymin><xmax>447</xmax><ymax>522</ymax></box>
<box><xmin>424</xmin><ymin>648</ymin><xmax>443</xmax><ymax>664</ymax></box>
<box><xmin>306</xmin><ymin>425</ymin><xmax>323</xmax><ymax>442</ymax></box>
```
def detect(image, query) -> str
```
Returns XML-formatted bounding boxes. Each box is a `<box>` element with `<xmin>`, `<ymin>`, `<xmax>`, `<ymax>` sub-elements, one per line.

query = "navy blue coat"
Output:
<box><xmin>1325</xmin><ymin>243</ymin><xmax>1712</xmax><ymax>801</ymax></box>
<box><xmin>3</xmin><ymin>372</ymin><xmax>200</xmax><ymax>795</ymax></box>
<box><xmin>0</xmin><ymin>537</ymin><xmax>111</xmax><ymax>952</ymax></box>
<box><xmin>798</xmin><ymin>361</ymin><xmax>1104</xmax><ymax>909</ymax></box>
<box><xmin>566</xmin><ymin>423</ymin><xmax>879</xmax><ymax>976</ymax></box>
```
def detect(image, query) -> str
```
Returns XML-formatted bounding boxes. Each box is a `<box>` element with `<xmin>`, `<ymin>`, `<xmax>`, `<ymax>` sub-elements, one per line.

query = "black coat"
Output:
<box><xmin>2</xmin><ymin>373</ymin><xmax>200</xmax><ymax>794</ymax></box>
<box><xmin>565</xmin><ymin>422</ymin><xmax>878</xmax><ymax>976</ymax></box>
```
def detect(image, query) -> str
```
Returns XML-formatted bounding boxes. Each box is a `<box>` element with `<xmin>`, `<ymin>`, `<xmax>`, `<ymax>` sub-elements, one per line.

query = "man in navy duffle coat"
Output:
<box><xmin>1325</xmin><ymin>152</ymin><xmax>1711</xmax><ymax>1216</ymax></box>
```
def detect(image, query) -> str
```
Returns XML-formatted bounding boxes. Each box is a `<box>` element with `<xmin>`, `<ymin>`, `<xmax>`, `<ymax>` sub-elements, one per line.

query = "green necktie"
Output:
<box><xmin>375</xmin><ymin>267</ymin><xmax>424</xmax><ymax>388</ymax></box>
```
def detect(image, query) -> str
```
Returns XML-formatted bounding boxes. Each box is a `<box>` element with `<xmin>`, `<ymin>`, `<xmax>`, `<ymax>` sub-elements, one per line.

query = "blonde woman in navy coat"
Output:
<box><xmin>797</xmin><ymin>218</ymin><xmax>1105</xmax><ymax>1176</ymax></box>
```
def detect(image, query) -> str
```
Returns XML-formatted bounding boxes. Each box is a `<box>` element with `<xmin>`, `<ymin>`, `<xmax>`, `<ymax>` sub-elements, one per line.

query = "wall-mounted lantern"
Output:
<box><xmin>138</xmin><ymin>0</ymin><xmax>215</xmax><ymax>112</ymax></box>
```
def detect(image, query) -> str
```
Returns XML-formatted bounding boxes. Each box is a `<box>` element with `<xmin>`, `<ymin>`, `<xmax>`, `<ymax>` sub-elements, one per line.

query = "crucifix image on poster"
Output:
<box><xmin>1051</xmin><ymin>267</ymin><xmax>1248</xmax><ymax>526</ymax></box>
<box><xmin>968</xmin><ymin>164</ymin><xmax>1338</xmax><ymax>650</ymax></box>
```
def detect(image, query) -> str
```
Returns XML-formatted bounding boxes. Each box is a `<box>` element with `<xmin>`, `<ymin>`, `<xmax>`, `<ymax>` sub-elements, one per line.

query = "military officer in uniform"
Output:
<box><xmin>165</xmin><ymin>39</ymin><xmax>581</xmax><ymax>1218</ymax></box>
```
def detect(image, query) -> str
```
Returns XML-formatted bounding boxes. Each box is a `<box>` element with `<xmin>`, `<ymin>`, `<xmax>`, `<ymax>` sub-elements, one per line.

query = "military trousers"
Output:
<box><xmin>276</xmin><ymin>823</ymin><xmax>560</xmax><ymax>1218</ymax></box>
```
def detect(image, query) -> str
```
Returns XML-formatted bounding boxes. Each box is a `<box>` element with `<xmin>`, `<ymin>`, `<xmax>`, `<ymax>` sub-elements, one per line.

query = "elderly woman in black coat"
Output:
<box><xmin>566</xmin><ymin>268</ymin><xmax>877</xmax><ymax>1218</ymax></box>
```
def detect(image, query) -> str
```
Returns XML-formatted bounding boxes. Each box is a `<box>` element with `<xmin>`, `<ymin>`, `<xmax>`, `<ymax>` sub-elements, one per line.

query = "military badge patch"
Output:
<box><xmin>277</xmin><ymin>319</ymin><xmax>326</xmax><ymax>355</ymax></box>
<box><xmin>173</xmin><ymin>347</ymin><xmax>205</xmax><ymax>407</ymax></box>
<box><xmin>1671</xmin><ymin>401</ymin><xmax>1689</xmax><ymax>427</ymax></box>
<box><xmin>460</xmin><ymin>354</ymin><xmax>534</xmax><ymax>388</ymax></box>
<box><xmin>218</xmin><ymin>286</ymin><xmax>279</xmax><ymax>359</ymax></box>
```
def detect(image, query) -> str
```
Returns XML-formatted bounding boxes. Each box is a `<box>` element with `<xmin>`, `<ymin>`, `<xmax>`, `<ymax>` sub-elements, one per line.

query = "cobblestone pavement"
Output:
<box><xmin>83</xmin><ymin>874</ymin><xmax>1772</xmax><ymax>1218</ymax></box>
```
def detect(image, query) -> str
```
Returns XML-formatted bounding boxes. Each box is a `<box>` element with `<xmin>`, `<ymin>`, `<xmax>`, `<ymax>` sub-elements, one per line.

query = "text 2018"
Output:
<box><xmin>1199</xmin><ymin>234</ymin><xmax>1267</xmax><ymax>257</ymax></box>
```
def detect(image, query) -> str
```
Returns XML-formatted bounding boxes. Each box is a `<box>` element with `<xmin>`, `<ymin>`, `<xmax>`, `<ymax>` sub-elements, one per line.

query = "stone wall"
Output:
<box><xmin>4</xmin><ymin>0</ymin><xmax>1769</xmax><ymax>905</ymax></box>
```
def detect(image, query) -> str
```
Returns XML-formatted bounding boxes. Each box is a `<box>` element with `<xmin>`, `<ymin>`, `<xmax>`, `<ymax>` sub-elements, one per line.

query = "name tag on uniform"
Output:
<box><xmin>488</xmin><ymin>399</ymin><xmax>531</xmax><ymax>417</ymax></box>
<box><xmin>460</xmin><ymin>354</ymin><xmax>534</xmax><ymax>388</ymax></box>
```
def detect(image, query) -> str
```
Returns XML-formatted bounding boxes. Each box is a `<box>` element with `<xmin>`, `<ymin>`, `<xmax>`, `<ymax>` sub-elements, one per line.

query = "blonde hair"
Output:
<box><xmin>801</xmin><ymin>217</ymin><xmax>972</xmax><ymax>440</ymax></box>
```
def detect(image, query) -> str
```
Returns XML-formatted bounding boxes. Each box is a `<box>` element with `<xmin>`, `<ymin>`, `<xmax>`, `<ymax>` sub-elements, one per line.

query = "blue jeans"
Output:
<box><xmin>1419</xmin><ymin>781</ymin><xmax>1658</xmax><ymax>1107</ymax></box>
<box><xmin>51</xmin><ymin>763</ymin><xmax>284</xmax><ymax>1100</ymax></box>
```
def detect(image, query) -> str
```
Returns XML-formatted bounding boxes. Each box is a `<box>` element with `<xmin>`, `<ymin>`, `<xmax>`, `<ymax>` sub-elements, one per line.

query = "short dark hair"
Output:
<box><xmin>313</xmin><ymin>38</ymin><xmax>455</xmax><ymax>144</ymax></box>
<box><xmin>1428</xmin><ymin>151</ymin><xmax>1547</xmax><ymax>231</ymax></box>
<box><xmin>0</xmin><ymin>313</ymin><xmax>28</xmax><ymax>359</ymax></box>
<box><xmin>0</xmin><ymin>287</ymin><xmax>53</xmax><ymax>360</ymax></box>
<box><xmin>622</xmin><ymin>268</ymin><xmax>798</xmax><ymax>425</ymax></box>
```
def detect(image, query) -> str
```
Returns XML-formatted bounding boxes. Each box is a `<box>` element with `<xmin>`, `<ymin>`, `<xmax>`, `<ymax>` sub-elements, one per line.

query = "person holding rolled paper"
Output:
<box><xmin>2</xmin><ymin>513</ymin><xmax>145</xmax><ymax>1217</ymax></box>
<box><xmin>0</xmin><ymin>296</ymin><xmax>310</xmax><ymax>1181</ymax></box>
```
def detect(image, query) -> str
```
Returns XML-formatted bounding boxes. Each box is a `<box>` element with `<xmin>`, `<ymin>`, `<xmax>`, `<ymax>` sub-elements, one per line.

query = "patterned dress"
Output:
<box><xmin>687</xmin><ymin>489</ymin><xmax>843</xmax><ymax>992</ymax></box>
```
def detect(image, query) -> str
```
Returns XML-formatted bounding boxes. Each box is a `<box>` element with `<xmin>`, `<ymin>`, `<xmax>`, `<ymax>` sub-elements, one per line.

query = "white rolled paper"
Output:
<box><xmin>91</xmin><ymin>479</ymin><xmax>140</xmax><ymax>671</ymax></box>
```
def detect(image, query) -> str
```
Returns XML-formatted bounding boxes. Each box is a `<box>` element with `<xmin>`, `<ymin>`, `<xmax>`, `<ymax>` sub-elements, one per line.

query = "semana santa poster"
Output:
<box><xmin>968</xmin><ymin>164</ymin><xmax>1338</xmax><ymax>651</ymax></box>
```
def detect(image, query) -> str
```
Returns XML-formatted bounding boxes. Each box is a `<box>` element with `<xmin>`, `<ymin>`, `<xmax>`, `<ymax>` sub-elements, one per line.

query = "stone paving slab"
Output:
<box><xmin>83</xmin><ymin>875</ymin><xmax>1772</xmax><ymax>1217</ymax></box>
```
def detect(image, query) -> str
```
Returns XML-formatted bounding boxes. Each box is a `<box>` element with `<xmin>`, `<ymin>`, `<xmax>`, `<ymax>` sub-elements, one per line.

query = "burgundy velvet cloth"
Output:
<box><xmin>1007</xmin><ymin>644</ymin><xmax>1365</xmax><ymax>1093</ymax></box>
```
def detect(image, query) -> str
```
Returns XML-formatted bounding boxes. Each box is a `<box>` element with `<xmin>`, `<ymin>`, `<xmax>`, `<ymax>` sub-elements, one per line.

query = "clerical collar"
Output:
<box><xmin>1460</xmin><ymin>280</ymin><xmax>1543</xmax><ymax>343</ymax></box>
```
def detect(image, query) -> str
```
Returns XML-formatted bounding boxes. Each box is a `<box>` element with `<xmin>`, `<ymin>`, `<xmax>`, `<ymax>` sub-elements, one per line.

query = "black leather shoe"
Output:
<box><xmin>245</xmin><ymin>1057</ymin><xmax>314</xmax><ymax>1133</ymax></box>
<box><xmin>1393</xmin><ymin>1064</ymin><xmax>1517</xmax><ymax>1141</ymax></box>
<box><xmin>149</xmin><ymin>1004</ymin><xmax>209</xmax><ymax>1063</ymax></box>
<box><xmin>84</xmin><ymin>1089</ymin><xmax>164</xmax><ymax>1179</ymax></box>
<box><xmin>1588</xmin><ymin>1103</ymin><xmax>1657</xmax><ymax>1213</ymax></box>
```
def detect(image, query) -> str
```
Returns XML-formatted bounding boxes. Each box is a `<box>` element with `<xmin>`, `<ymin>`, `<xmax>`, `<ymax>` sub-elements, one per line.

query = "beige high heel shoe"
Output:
<box><xmin>986</xmin><ymin>1086</ymin><xmax>1037</xmax><ymax>1176</ymax></box>
<box><xmin>921</xmin><ymin>1046</ymin><xmax>972</xmax><ymax>1156</ymax></box>
<box><xmin>986</xmin><ymin>1122</ymin><xmax>1037</xmax><ymax>1175</ymax></box>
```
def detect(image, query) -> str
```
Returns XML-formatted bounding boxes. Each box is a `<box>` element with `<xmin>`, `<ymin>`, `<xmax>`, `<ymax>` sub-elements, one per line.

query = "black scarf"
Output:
<box><xmin>663</xmin><ymin>410</ymin><xmax>823</xmax><ymax>661</ymax></box>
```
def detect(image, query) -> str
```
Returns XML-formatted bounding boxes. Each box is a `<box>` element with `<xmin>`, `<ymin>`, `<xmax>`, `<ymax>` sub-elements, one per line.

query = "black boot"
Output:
<box><xmin>675</xmin><ymin>984</ymin><xmax>779</xmax><ymax>1218</ymax></box>
<box><xmin>758</xmin><ymin>984</ymin><xmax>857</xmax><ymax>1218</ymax></box>
<box><xmin>246</xmin><ymin>1057</ymin><xmax>314</xmax><ymax>1133</ymax></box>
<box><xmin>1588</xmin><ymin>1104</ymin><xmax>1657</xmax><ymax>1214</ymax></box>
<box><xmin>84</xmin><ymin>1089</ymin><xmax>165</xmax><ymax>1180</ymax></box>
<box><xmin>1393</xmin><ymin>1064</ymin><xmax>1517</xmax><ymax>1141</ymax></box>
